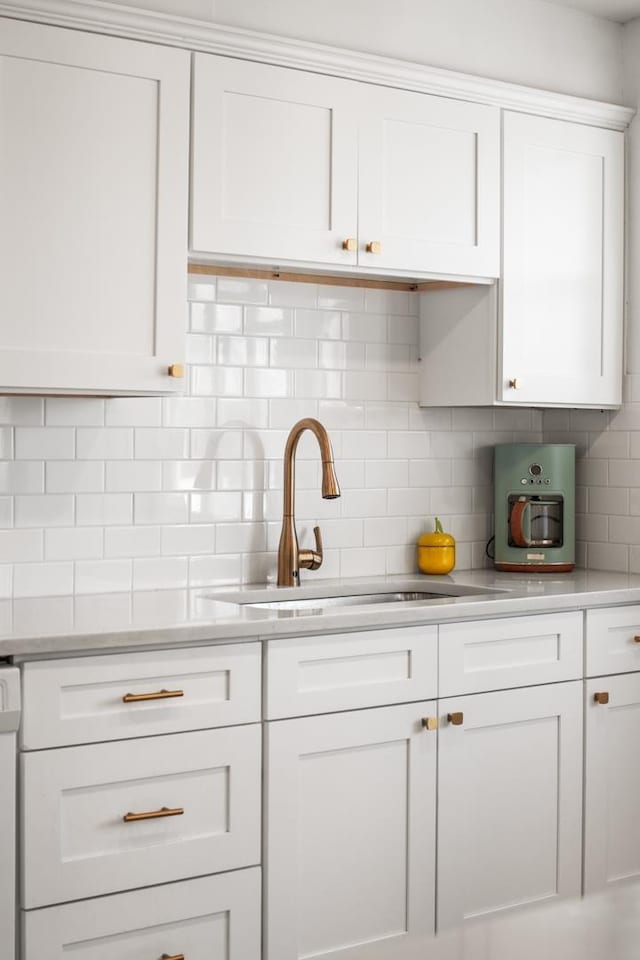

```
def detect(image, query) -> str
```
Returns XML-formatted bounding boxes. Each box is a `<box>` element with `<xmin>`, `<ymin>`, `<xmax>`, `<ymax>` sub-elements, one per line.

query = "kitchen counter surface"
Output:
<box><xmin>3</xmin><ymin>568</ymin><xmax>640</xmax><ymax>659</ymax></box>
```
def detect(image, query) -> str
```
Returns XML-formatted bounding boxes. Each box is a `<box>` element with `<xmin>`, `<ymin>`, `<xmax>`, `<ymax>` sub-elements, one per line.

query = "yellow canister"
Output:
<box><xmin>417</xmin><ymin>517</ymin><xmax>456</xmax><ymax>575</ymax></box>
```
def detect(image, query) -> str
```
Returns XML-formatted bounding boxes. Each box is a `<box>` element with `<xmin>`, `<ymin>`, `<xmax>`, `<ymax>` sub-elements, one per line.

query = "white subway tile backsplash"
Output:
<box><xmin>0</xmin><ymin>278</ymin><xmax>551</xmax><ymax>594</ymax></box>
<box><xmin>45</xmin><ymin>528</ymin><xmax>103</xmax><ymax>561</ymax></box>
<box><xmin>15</xmin><ymin>495</ymin><xmax>73</xmax><ymax>528</ymax></box>
<box><xmin>46</xmin><ymin>398</ymin><xmax>105</xmax><ymax>426</ymax></box>
<box><xmin>105</xmin><ymin>398</ymin><xmax>162</xmax><ymax>427</ymax></box>
<box><xmin>75</xmin><ymin>559</ymin><xmax>133</xmax><ymax>594</ymax></box>
<box><xmin>134</xmin><ymin>428</ymin><xmax>190</xmax><ymax>460</ymax></box>
<box><xmin>106</xmin><ymin>461</ymin><xmax>162</xmax><ymax>493</ymax></box>
<box><xmin>46</xmin><ymin>461</ymin><xmax>104</xmax><ymax>493</ymax></box>
<box><xmin>134</xmin><ymin>493</ymin><xmax>189</xmax><ymax>525</ymax></box>
<box><xmin>15</xmin><ymin>427</ymin><xmax>74</xmax><ymax>460</ymax></box>
<box><xmin>13</xmin><ymin>561</ymin><xmax>74</xmax><ymax>598</ymax></box>
<box><xmin>76</xmin><ymin>494</ymin><xmax>133</xmax><ymax>527</ymax></box>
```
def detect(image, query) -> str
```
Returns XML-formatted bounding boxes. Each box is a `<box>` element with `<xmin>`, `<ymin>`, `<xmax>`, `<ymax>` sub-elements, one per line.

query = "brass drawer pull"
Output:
<box><xmin>594</xmin><ymin>692</ymin><xmax>609</xmax><ymax>705</ymax></box>
<box><xmin>634</xmin><ymin>636</ymin><xmax>640</xmax><ymax>643</ymax></box>
<box><xmin>421</xmin><ymin>716</ymin><xmax>438</xmax><ymax>731</ymax></box>
<box><xmin>161</xmin><ymin>954</ymin><xmax>185</xmax><ymax>960</ymax></box>
<box><xmin>123</xmin><ymin>806</ymin><xmax>184</xmax><ymax>823</ymax></box>
<box><xmin>122</xmin><ymin>689</ymin><xmax>184</xmax><ymax>703</ymax></box>
<box><xmin>447</xmin><ymin>711</ymin><xmax>464</xmax><ymax>726</ymax></box>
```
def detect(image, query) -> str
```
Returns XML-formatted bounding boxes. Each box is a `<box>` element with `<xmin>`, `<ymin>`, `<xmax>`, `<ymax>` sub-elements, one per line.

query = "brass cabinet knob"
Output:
<box><xmin>342</xmin><ymin>238</ymin><xmax>357</xmax><ymax>252</ymax></box>
<box><xmin>168</xmin><ymin>363</ymin><xmax>185</xmax><ymax>378</ymax></box>
<box><xmin>633</xmin><ymin>636</ymin><xmax>640</xmax><ymax>643</ymax></box>
<box><xmin>447</xmin><ymin>711</ymin><xmax>464</xmax><ymax>726</ymax></box>
<box><xmin>366</xmin><ymin>241</ymin><xmax>382</xmax><ymax>254</ymax></box>
<box><xmin>594</xmin><ymin>692</ymin><xmax>610</xmax><ymax>705</ymax></box>
<box><xmin>508</xmin><ymin>378</ymin><xmax>521</xmax><ymax>389</ymax></box>
<box><xmin>421</xmin><ymin>716</ymin><xmax>438</xmax><ymax>731</ymax></box>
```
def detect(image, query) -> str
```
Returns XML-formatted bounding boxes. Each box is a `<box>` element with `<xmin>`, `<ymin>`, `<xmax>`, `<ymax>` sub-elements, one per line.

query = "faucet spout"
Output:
<box><xmin>277</xmin><ymin>418</ymin><xmax>341</xmax><ymax>587</ymax></box>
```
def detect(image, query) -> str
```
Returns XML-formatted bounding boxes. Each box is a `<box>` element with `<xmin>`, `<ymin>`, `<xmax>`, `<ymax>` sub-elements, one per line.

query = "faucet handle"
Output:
<box><xmin>299</xmin><ymin>525</ymin><xmax>324</xmax><ymax>571</ymax></box>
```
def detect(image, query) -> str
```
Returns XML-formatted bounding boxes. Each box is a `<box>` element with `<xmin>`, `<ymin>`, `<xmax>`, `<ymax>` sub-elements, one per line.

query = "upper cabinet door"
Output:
<box><xmin>502</xmin><ymin>112</ymin><xmax>624</xmax><ymax>406</ymax></box>
<box><xmin>0</xmin><ymin>19</ymin><xmax>189</xmax><ymax>395</ymax></box>
<box><xmin>191</xmin><ymin>55</ymin><xmax>359</xmax><ymax>267</ymax></box>
<box><xmin>358</xmin><ymin>88</ymin><xmax>500</xmax><ymax>277</ymax></box>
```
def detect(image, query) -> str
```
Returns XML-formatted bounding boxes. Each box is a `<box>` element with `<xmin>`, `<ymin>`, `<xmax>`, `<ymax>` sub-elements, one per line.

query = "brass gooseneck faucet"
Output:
<box><xmin>277</xmin><ymin>418</ymin><xmax>340</xmax><ymax>587</ymax></box>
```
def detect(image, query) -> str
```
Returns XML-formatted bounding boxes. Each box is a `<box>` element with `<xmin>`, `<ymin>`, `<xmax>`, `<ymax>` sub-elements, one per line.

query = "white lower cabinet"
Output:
<box><xmin>23</xmin><ymin>868</ymin><xmax>261</xmax><ymax>960</ymax></box>
<box><xmin>584</xmin><ymin>673</ymin><xmax>640</xmax><ymax>893</ymax></box>
<box><xmin>21</xmin><ymin>724</ymin><xmax>261</xmax><ymax>908</ymax></box>
<box><xmin>265</xmin><ymin>702</ymin><xmax>438</xmax><ymax>960</ymax></box>
<box><xmin>437</xmin><ymin>682</ymin><xmax>583</xmax><ymax>928</ymax></box>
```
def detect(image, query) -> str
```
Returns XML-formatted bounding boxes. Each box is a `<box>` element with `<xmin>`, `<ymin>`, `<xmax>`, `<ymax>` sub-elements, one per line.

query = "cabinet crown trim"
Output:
<box><xmin>0</xmin><ymin>0</ymin><xmax>634</xmax><ymax>131</ymax></box>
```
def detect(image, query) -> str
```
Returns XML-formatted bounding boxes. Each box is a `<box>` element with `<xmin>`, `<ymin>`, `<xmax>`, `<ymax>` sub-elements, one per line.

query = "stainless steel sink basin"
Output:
<box><xmin>244</xmin><ymin>590</ymin><xmax>443</xmax><ymax>611</ymax></box>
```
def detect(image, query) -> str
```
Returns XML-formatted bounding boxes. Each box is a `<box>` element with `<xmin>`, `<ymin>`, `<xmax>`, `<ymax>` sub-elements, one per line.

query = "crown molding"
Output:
<box><xmin>0</xmin><ymin>0</ymin><xmax>635</xmax><ymax>130</ymax></box>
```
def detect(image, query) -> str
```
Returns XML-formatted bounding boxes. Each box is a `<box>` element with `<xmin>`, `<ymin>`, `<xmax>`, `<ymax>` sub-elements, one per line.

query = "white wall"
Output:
<box><xmin>100</xmin><ymin>0</ymin><xmax>625</xmax><ymax>102</ymax></box>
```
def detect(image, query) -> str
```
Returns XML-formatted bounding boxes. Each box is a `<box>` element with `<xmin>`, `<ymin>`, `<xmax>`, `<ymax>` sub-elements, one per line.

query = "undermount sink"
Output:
<box><xmin>243</xmin><ymin>591</ymin><xmax>443</xmax><ymax>611</ymax></box>
<box><xmin>219</xmin><ymin>581</ymin><xmax>507</xmax><ymax>612</ymax></box>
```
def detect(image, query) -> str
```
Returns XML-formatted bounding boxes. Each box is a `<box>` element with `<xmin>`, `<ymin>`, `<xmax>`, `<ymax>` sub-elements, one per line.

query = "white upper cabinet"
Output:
<box><xmin>0</xmin><ymin>19</ymin><xmax>189</xmax><ymax>395</ymax></box>
<box><xmin>501</xmin><ymin>112</ymin><xmax>624</xmax><ymax>407</ymax></box>
<box><xmin>191</xmin><ymin>54</ymin><xmax>500</xmax><ymax>279</ymax></box>
<box><xmin>358</xmin><ymin>86</ymin><xmax>499</xmax><ymax>277</ymax></box>
<box><xmin>191</xmin><ymin>56</ymin><xmax>360</xmax><ymax>268</ymax></box>
<box><xmin>420</xmin><ymin>112</ymin><xmax>624</xmax><ymax>408</ymax></box>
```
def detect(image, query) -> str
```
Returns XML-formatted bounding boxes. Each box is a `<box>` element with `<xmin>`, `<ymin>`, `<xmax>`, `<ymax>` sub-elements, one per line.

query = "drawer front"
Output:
<box><xmin>23</xmin><ymin>868</ymin><xmax>261</xmax><ymax>960</ymax></box>
<box><xmin>21</xmin><ymin>725</ymin><xmax>261</xmax><ymax>908</ymax></box>
<box><xmin>586</xmin><ymin>605</ymin><xmax>640</xmax><ymax>677</ymax></box>
<box><xmin>21</xmin><ymin>642</ymin><xmax>261</xmax><ymax>748</ymax></box>
<box><xmin>265</xmin><ymin>624</ymin><xmax>437</xmax><ymax>719</ymax></box>
<box><xmin>439</xmin><ymin>612</ymin><xmax>583</xmax><ymax>696</ymax></box>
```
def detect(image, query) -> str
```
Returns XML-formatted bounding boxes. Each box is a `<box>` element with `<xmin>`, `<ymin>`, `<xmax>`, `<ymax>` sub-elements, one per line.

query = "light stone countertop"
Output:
<box><xmin>3</xmin><ymin>568</ymin><xmax>640</xmax><ymax>659</ymax></box>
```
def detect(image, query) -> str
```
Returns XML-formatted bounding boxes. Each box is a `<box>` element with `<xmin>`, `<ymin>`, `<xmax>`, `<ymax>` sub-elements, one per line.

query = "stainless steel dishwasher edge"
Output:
<box><xmin>0</xmin><ymin>667</ymin><xmax>20</xmax><ymax>960</ymax></box>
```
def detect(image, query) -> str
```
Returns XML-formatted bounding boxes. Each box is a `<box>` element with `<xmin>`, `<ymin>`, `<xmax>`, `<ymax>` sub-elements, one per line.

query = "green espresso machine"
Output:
<box><xmin>494</xmin><ymin>443</ymin><xmax>575</xmax><ymax>573</ymax></box>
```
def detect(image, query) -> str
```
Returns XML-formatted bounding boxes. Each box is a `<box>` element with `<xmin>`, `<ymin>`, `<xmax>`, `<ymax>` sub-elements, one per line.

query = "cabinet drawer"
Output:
<box><xmin>265</xmin><ymin>624</ymin><xmax>437</xmax><ymax>719</ymax></box>
<box><xmin>21</xmin><ymin>725</ymin><xmax>261</xmax><ymax>908</ymax></box>
<box><xmin>586</xmin><ymin>605</ymin><xmax>640</xmax><ymax>677</ymax></box>
<box><xmin>21</xmin><ymin>642</ymin><xmax>261</xmax><ymax>749</ymax></box>
<box><xmin>439</xmin><ymin>612</ymin><xmax>583</xmax><ymax>696</ymax></box>
<box><xmin>23</xmin><ymin>868</ymin><xmax>261</xmax><ymax>960</ymax></box>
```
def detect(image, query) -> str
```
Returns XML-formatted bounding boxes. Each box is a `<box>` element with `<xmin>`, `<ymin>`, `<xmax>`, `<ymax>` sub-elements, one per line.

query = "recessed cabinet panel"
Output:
<box><xmin>0</xmin><ymin>19</ymin><xmax>189</xmax><ymax>394</ymax></box>
<box><xmin>191</xmin><ymin>55</ymin><xmax>359</xmax><ymax>265</ymax></box>
<box><xmin>21</xmin><ymin>725</ymin><xmax>261</xmax><ymax>907</ymax></box>
<box><xmin>501</xmin><ymin>112</ymin><xmax>623</xmax><ymax>406</ymax></box>
<box><xmin>439</xmin><ymin>611</ymin><xmax>583</xmax><ymax>696</ymax></box>
<box><xmin>21</xmin><ymin>642</ymin><xmax>261</xmax><ymax>748</ymax></box>
<box><xmin>358</xmin><ymin>88</ymin><xmax>500</xmax><ymax>276</ymax></box>
<box><xmin>584</xmin><ymin>673</ymin><xmax>640</xmax><ymax>893</ymax></box>
<box><xmin>23</xmin><ymin>869</ymin><xmax>261</xmax><ymax>960</ymax></box>
<box><xmin>266</xmin><ymin>703</ymin><xmax>436</xmax><ymax>959</ymax></box>
<box><xmin>585</xmin><ymin>605</ymin><xmax>640</xmax><ymax>677</ymax></box>
<box><xmin>437</xmin><ymin>682</ymin><xmax>583</xmax><ymax>928</ymax></box>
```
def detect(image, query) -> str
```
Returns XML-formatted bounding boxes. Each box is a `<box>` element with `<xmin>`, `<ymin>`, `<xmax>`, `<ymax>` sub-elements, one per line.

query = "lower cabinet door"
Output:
<box><xmin>21</xmin><ymin>725</ymin><xmax>261</xmax><ymax>908</ymax></box>
<box><xmin>22</xmin><ymin>867</ymin><xmax>261</xmax><ymax>960</ymax></box>
<box><xmin>265</xmin><ymin>702</ymin><xmax>437</xmax><ymax>960</ymax></box>
<box><xmin>437</xmin><ymin>681</ymin><xmax>583</xmax><ymax>928</ymax></box>
<box><xmin>584</xmin><ymin>672</ymin><xmax>640</xmax><ymax>892</ymax></box>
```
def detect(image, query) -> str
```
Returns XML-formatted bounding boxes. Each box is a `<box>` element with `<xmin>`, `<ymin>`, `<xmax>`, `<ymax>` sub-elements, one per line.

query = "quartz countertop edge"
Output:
<box><xmin>4</xmin><ymin>569</ymin><xmax>640</xmax><ymax>659</ymax></box>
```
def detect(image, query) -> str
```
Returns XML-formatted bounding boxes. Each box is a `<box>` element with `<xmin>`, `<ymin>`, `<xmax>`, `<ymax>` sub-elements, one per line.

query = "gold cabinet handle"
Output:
<box><xmin>161</xmin><ymin>954</ymin><xmax>185</xmax><ymax>960</ymax></box>
<box><xmin>342</xmin><ymin>238</ymin><xmax>357</xmax><ymax>252</ymax></box>
<box><xmin>594</xmin><ymin>692</ymin><xmax>610</xmax><ymax>705</ymax></box>
<box><xmin>123</xmin><ymin>806</ymin><xmax>184</xmax><ymax>823</ymax></box>
<box><xmin>447</xmin><ymin>711</ymin><xmax>464</xmax><ymax>726</ymax></box>
<box><xmin>508</xmin><ymin>378</ymin><xmax>520</xmax><ymax>390</ymax></box>
<box><xmin>421</xmin><ymin>717</ymin><xmax>438</xmax><ymax>731</ymax></box>
<box><xmin>366</xmin><ymin>241</ymin><xmax>382</xmax><ymax>254</ymax></box>
<box><xmin>634</xmin><ymin>636</ymin><xmax>640</xmax><ymax>643</ymax></box>
<box><xmin>122</xmin><ymin>688</ymin><xmax>184</xmax><ymax>703</ymax></box>
<box><xmin>168</xmin><ymin>363</ymin><xmax>185</xmax><ymax>378</ymax></box>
